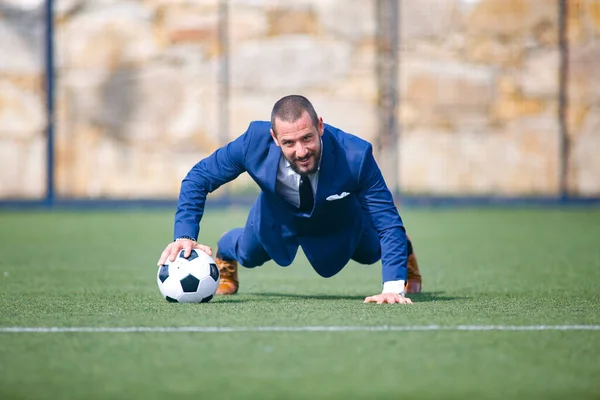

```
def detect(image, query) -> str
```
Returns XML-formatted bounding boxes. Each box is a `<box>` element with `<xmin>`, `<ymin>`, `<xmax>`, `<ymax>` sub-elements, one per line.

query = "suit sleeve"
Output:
<box><xmin>355</xmin><ymin>144</ymin><xmax>408</xmax><ymax>283</ymax></box>
<box><xmin>173</xmin><ymin>130</ymin><xmax>249</xmax><ymax>240</ymax></box>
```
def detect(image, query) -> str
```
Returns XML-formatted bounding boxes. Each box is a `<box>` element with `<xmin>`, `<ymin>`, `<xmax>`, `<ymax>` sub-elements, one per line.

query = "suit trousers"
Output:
<box><xmin>216</xmin><ymin>219</ymin><xmax>382</xmax><ymax>269</ymax></box>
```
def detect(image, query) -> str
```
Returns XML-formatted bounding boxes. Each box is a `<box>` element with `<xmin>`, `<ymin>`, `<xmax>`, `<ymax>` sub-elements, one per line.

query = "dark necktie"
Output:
<box><xmin>299</xmin><ymin>175</ymin><xmax>314</xmax><ymax>213</ymax></box>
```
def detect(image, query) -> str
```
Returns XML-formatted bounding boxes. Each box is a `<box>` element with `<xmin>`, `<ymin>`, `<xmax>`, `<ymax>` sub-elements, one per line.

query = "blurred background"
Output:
<box><xmin>0</xmin><ymin>0</ymin><xmax>599</xmax><ymax>205</ymax></box>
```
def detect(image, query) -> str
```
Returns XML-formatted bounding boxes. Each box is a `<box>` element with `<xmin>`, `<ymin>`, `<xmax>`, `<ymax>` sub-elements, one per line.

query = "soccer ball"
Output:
<box><xmin>157</xmin><ymin>249</ymin><xmax>220</xmax><ymax>303</ymax></box>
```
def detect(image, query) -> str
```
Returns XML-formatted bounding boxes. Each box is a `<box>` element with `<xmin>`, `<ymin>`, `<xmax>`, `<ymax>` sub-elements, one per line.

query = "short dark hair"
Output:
<box><xmin>271</xmin><ymin>95</ymin><xmax>319</xmax><ymax>135</ymax></box>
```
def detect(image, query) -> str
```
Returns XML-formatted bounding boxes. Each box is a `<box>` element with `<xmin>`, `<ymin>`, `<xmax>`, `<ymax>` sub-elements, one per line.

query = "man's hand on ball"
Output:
<box><xmin>156</xmin><ymin>240</ymin><xmax>213</xmax><ymax>266</ymax></box>
<box><xmin>363</xmin><ymin>293</ymin><xmax>413</xmax><ymax>304</ymax></box>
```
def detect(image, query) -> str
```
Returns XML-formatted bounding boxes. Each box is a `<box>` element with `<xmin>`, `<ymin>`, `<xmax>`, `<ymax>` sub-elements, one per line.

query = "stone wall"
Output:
<box><xmin>399</xmin><ymin>0</ymin><xmax>599</xmax><ymax>196</ymax></box>
<box><xmin>0</xmin><ymin>0</ymin><xmax>598</xmax><ymax>199</ymax></box>
<box><xmin>0</xmin><ymin>1</ymin><xmax>45</xmax><ymax>198</ymax></box>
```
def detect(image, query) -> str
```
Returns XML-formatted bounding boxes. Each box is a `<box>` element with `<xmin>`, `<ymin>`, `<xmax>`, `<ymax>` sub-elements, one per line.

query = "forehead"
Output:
<box><xmin>274</xmin><ymin>112</ymin><xmax>316</xmax><ymax>140</ymax></box>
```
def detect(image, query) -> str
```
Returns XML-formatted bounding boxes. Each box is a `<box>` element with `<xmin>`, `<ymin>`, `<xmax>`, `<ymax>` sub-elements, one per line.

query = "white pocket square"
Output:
<box><xmin>326</xmin><ymin>192</ymin><xmax>350</xmax><ymax>201</ymax></box>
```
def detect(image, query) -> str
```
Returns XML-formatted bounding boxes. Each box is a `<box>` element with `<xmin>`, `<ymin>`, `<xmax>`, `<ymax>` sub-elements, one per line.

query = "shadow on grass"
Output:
<box><xmin>211</xmin><ymin>298</ymin><xmax>249</xmax><ymax>303</ymax></box>
<box><xmin>248</xmin><ymin>291</ymin><xmax>462</xmax><ymax>302</ymax></box>
<box><xmin>406</xmin><ymin>291</ymin><xmax>464</xmax><ymax>302</ymax></box>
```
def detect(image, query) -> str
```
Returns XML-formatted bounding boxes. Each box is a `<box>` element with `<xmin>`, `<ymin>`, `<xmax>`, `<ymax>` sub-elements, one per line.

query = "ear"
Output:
<box><xmin>270</xmin><ymin>128</ymin><xmax>280</xmax><ymax>147</ymax></box>
<box><xmin>318</xmin><ymin>117</ymin><xmax>324</xmax><ymax>136</ymax></box>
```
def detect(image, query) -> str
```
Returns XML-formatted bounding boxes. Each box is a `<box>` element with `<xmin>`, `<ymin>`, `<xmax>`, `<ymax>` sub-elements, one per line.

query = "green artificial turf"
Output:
<box><xmin>0</xmin><ymin>207</ymin><xmax>599</xmax><ymax>399</ymax></box>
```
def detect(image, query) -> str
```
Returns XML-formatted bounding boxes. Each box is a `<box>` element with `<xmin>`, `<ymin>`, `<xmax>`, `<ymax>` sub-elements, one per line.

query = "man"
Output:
<box><xmin>157</xmin><ymin>95</ymin><xmax>422</xmax><ymax>304</ymax></box>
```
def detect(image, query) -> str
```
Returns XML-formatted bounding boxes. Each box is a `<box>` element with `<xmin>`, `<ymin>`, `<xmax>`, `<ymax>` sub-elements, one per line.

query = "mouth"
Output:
<box><xmin>295</xmin><ymin>155</ymin><xmax>312</xmax><ymax>167</ymax></box>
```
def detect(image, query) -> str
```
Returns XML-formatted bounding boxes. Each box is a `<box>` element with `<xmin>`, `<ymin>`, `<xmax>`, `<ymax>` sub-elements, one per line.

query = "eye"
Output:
<box><xmin>302</xmin><ymin>134</ymin><xmax>312</xmax><ymax>142</ymax></box>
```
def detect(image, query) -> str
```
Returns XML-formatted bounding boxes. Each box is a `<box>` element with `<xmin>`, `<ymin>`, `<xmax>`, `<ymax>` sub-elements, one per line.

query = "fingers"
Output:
<box><xmin>156</xmin><ymin>241</ymin><xmax>213</xmax><ymax>266</ymax></box>
<box><xmin>156</xmin><ymin>242</ymin><xmax>184</xmax><ymax>266</ymax></box>
<box><xmin>157</xmin><ymin>249</ymin><xmax>169</xmax><ymax>266</ymax></box>
<box><xmin>182</xmin><ymin>241</ymin><xmax>193</xmax><ymax>259</ymax></box>
<box><xmin>363</xmin><ymin>293</ymin><xmax>413</xmax><ymax>304</ymax></box>
<box><xmin>392</xmin><ymin>294</ymin><xmax>412</xmax><ymax>304</ymax></box>
<box><xmin>187</xmin><ymin>242</ymin><xmax>213</xmax><ymax>258</ymax></box>
<box><xmin>195</xmin><ymin>244</ymin><xmax>213</xmax><ymax>257</ymax></box>
<box><xmin>382</xmin><ymin>294</ymin><xmax>398</xmax><ymax>304</ymax></box>
<box><xmin>169</xmin><ymin>245</ymin><xmax>182</xmax><ymax>262</ymax></box>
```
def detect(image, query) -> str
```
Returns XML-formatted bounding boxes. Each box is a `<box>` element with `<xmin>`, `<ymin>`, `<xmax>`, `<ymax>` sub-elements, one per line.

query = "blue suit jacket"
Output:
<box><xmin>174</xmin><ymin>121</ymin><xmax>408</xmax><ymax>283</ymax></box>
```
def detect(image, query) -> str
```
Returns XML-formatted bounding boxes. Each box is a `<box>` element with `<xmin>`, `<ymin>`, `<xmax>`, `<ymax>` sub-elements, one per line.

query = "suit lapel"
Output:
<box><xmin>265</xmin><ymin>140</ymin><xmax>282</xmax><ymax>193</ymax></box>
<box><xmin>315</xmin><ymin>129</ymin><xmax>336</xmax><ymax>204</ymax></box>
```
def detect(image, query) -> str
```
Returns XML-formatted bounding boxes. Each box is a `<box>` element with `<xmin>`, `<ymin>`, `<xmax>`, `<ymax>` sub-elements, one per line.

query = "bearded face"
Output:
<box><xmin>270</xmin><ymin>112</ymin><xmax>323</xmax><ymax>176</ymax></box>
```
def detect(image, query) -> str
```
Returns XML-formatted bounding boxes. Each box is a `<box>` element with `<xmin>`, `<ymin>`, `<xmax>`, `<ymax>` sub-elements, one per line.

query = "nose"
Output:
<box><xmin>295</xmin><ymin>143</ymin><xmax>308</xmax><ymax>158</ymax></box>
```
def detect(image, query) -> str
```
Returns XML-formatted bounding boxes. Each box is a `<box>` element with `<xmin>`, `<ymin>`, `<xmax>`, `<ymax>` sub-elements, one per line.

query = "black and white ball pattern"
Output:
<box><xmin>157</xmin><ymin>248</ymin><xmax>220</xmax><ymax>303</ymax></box>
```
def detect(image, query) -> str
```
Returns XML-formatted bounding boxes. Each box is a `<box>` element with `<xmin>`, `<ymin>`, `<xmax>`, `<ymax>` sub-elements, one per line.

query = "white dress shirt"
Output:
<box><xmin>275</xmin><ymin>156</ymin><xmax>319</xmax><ymax>208</ymax></box>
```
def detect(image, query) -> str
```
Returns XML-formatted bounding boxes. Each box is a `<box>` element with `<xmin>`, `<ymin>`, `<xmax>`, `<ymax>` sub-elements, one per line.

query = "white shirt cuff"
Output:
<box><xmin>382</xmin><ymin>280</ymin><xmax>405</xmax><ymax>295</ymax></box>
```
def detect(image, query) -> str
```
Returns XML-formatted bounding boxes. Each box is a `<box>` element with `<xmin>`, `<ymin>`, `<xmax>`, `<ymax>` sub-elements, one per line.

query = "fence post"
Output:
<box><xmin>44</xmin><ymin>0</ymin><xmax>55</xmax><ymax>206</ymax></box>
<box><xmin>558</xmin><ymin>0</ymin><xmax>569</xmax><ymax>200</ymax></box>
<box><xmin>218</xmin><ymin>0</ymin><xmax>229</xmax><ymax>148</ymax></box>
<box><xmin>375</xmin><ymin>0</ymin><xmax>400</xmax><ymax>197</ymax></box>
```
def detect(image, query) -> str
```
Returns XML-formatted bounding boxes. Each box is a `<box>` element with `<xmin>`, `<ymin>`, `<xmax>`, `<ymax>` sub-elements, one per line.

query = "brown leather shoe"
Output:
<box><xmin>214</xmin><ymin>253</ymin><xmax>239</xmax><ymax>295</ymax></box>
<box><xmin>405</xmin><ymin>252</ymin><xmax>422</xmax><ymax>294</ymax></box>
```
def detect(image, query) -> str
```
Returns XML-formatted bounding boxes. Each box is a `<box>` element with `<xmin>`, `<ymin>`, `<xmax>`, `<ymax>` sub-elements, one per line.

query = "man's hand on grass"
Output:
<box><xmin>363</xmin><ymin>293</ymin><xmax>413</xmax><ymax>304</ymax></box>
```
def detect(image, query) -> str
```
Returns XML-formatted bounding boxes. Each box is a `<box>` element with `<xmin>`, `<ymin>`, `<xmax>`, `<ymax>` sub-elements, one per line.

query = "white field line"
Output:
<box><xmin>0</xmin><ymin>325</ymin><xmax>599</xmax><ymax>333</ymax></box>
